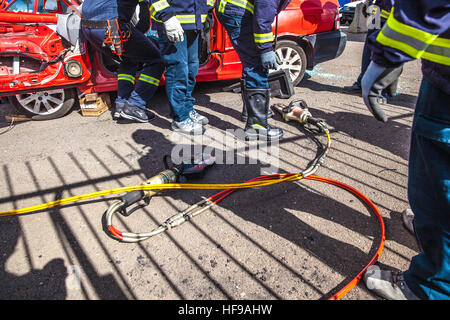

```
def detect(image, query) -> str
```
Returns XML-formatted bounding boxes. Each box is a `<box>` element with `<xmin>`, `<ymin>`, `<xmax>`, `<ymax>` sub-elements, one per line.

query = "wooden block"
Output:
<box><xmin>5</xmin><ymin>114</ymin><xmax>31</xmax><ymax>122</ymax></box>
<box><xmin>80</xmin><ymin>93</ymin><xmax>111</xmax><ymax>117</ymax></box>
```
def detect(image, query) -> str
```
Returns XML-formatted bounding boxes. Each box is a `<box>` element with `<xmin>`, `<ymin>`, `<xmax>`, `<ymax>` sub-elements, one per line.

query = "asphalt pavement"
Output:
<box><xmin>0</xmin><ymin>30</ymin><xmax>423</xmax><ymax>300</ymax></box>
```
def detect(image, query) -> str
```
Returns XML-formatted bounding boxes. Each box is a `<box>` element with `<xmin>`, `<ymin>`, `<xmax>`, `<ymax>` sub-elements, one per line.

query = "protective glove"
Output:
<box><xmin>261</xmin><ymin>50</ymin><xmax>281</xmax><ymax>70</ymax></box>
<box><xmin>361</xmin><ymin>61</ymin><xmax>403</xmax><ymax>122</ymax></box>
<box><xmin>164</xmin><ymin>16</ymin><xmax>184</xmax><ymax>42</ymax></box>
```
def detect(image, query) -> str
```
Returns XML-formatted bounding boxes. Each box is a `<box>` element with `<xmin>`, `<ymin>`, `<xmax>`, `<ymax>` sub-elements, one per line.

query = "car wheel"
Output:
<box><xmin>9</xmin><ymin>88</ymin><xmax>76</xmax><ymax>120</ymax></box>
<box><xmin>274</xmin><ymin>40</ymin><xmax>307</xmax><ymax>86</ymax></box>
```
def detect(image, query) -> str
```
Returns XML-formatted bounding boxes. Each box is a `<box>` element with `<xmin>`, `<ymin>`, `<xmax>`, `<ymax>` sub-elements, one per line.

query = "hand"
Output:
<box><xmin>261</xmin><ymin>50</ymin><xmax>280</xmax><ymax>70</ymax></box>
<box><xmin>164</xmin><ymin>16</ymin><xmax>184</xmax><ymax>42</ymax></box>
<box><xmin>362</xmin><ymin>61</ymin><xmax>403</xmax><ymax>122</ymax></box>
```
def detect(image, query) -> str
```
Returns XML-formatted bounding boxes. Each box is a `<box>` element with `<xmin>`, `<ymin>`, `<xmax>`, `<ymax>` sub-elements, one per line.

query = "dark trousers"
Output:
<box><xmin>82</xmin><ymin>24</ymin><xmax>164</xmax><ymax>109</ymax></box>
<box><xmin>356</xmin><ymin>28</ymin><xmax>378</xmax><ymax>86</ymax></box>
<box><xmin>215</xmin><ymin>11</ymin><xmax>269</xmax><ymax>89</ymax></box>
<box><xmin>403</xmin><ymin>78</ymin><xmax>450</xmax><ymax>300</ymax></box>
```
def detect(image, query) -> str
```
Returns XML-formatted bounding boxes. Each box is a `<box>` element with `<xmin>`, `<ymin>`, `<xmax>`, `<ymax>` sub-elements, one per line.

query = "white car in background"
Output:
<box><xmin>339</xmin><ymin>0</ymin><xmax>364</xmax><ymax>25</ymax></box>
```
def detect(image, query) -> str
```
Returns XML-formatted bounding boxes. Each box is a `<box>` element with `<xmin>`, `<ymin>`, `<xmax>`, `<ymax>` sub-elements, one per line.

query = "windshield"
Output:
<box><xmin>6</xmin><ymin>0</ymin><xmax>51</xmax><ymax>12</ymax></box>
<box><xmin>6</xmin><ymin>0</ymin><xmax>34</xmax><ymax>12</ymax></box>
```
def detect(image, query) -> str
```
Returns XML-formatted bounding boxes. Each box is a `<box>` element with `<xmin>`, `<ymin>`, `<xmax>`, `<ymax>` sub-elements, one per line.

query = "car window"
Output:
<box><xmin>6</xmin><ymin>0</ymin><xmax>35</xmax><ymax>12</ymax></box>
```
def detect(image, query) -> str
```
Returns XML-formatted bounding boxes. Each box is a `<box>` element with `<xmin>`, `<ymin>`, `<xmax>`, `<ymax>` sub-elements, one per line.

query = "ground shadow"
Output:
<box><xmin>0</xmin><ymin>215</ymin><xmax>67</xmax><ymax>299</ymax></box>
<box><xmin>130</xmin><ymin>128</ymin><xmax>399</xmax><ymax>299</ymax></box>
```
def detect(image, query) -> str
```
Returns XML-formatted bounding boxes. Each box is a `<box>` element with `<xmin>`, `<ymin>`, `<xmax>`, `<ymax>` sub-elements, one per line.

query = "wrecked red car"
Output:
<box><xmin>0</xmin><ymin>0</ymin><xmax>346</xmax><ymax>120</ymax></box>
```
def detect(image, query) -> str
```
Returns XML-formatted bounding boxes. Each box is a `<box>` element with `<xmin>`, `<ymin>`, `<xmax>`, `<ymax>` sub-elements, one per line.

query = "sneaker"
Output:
<box><xmin>189</xmin><ymin>109</ymin><xmax>209</xmax><ymax>125</ymax></box>
<box><xmin>113</xmin><ymin>101</ymin><xmax>125</xmax><ymax>120</ymax></box>
<box><xmin>120</xmin><ymin>102</ymin><xmax>155</xmax><ymax>123</ymax></box>
<box><xmin>364</xmin><ymin>268</ymin><xmax>420</xmax><ymax>300</ymax></box>
<box><xmin>171</xmin><ymin>118</ymin><xmax>204</xmax><ymax>135</ymax></box>
<box><xmin>402</xmin><ymin>208</ymin><xmax>415</xmax><ymax>234</ymax></box>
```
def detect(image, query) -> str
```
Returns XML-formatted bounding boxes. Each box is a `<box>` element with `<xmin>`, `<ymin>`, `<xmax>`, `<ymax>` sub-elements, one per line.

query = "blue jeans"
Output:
<box><xmin>403</xmin><ymin>78</ymin><xmax>450</xmax><ymax>300</ymax></box>
<box><xmin>157</xmin><ymin>30</ymin><xmax>200</xmax><ymax>122</ymax></box>
<box><xmin>215</xmin><ymin>11</ymin><xmax>269</xmax><ymax>89</ymax></box>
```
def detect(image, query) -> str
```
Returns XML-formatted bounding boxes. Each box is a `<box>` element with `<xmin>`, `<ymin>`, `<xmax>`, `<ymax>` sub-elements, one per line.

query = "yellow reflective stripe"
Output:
<box><xmin>421</xmin><ymin>50</ymin><xmax>450</xmax><ymax>66</ymax></box>
<box><xmin>254</xmin><ymin>32</ymin><xmax>273</xmax><ymax>44</ymax></box>
<box><xmin>252</xmin><ymin>124</ymin><xmax>264</xmax><ymax>129</ymax></box>
<box><xmin>207</xmin><ymin>0</ymin><xmax>214</xmax><ymax>7</ymax></box>
<box><xmin>376</xmin><ymin>9</ymin><xmax>450</xmax><ymax>66</ymax></box>
<box><xmin>218</xmin><ymin>0</ymin><xmax>254</xmax><ymax>14</ymax></box>
<box><xmin>380</xmin><ymin>9</ymin><xmax>389</xmax><ymax>19</ymax></box>
<box><xmin>139</xmin><ymin>74</ymin><xmax>160</xmax><ymax>86</ymax></box>
<box><xmin>150</xmin><ymin>0</ymin><xmax>170</xmax><ymax>19</ymax></box>
<box><xmin>432</xmin><ymin>37</ymin><xmax>450</xmax><ymax>48</ymax></box>
<box><xmin>176</xmin><ymin>14</ymin><xmax>196</xmax><ymax>24</ymax></box>
<box><xmin>386</xmin><ymin>8</ymin><xmax>437</xmax><ymax>45</ymax></box>
<box><xmin>218</xmin><ymin>0</ymin><xmax>226</xmax><ymax>13</ymax></box>
<box><xmin>376</xmin><ymin>30</ymin><xmax>424</xmax><ymax>59</ymax></box>
<box><xmin>201</xmin><ymin>14</ymin><xmax>207</xmax><ymax>23</ymax></box>
<box><xmin>117</xmin><ymin>74</ymin><xmax>135</xmax><ymax>84</ymax></box>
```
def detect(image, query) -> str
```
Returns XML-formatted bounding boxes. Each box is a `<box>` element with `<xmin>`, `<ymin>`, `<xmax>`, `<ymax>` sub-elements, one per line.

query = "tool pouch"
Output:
<box><xmin>103</xmin><ymin>19</ymin><xmax>131</xmax><ymax>57</ymax></box>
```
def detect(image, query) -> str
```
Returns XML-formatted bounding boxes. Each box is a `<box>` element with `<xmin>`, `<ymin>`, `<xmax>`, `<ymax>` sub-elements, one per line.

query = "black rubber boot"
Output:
<box><xmin>240</xmin><ymin>79</ymin><xmax>273</xmax><ymax>122</ymax></box>
<box><xmin>243</xmin><ymin>87</ymin><xmax>283</xmax><ymax>140</ymax></box>
<box><xmin>240</xmin><ymin>79</ymin><xmax>248</xmax><ymax>122</ymax></box>
<box><xmin>342</xmin><ymin>82</ymin><xmax>362</xmax><ymax>94</ymax></box>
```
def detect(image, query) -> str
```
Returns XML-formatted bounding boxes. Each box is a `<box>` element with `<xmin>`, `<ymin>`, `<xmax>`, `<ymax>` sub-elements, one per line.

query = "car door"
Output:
<box><xmin>0</xmin><ymin>0</ymin><xmax>91</xmax><ymax>97</ymax></box>
<box><xmin>0</xmin><ymin>0</ymin><xmax>92</xmax><ymax>119</ymax></box>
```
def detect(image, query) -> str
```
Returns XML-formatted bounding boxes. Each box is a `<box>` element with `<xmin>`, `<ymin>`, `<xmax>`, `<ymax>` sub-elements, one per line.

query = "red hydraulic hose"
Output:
<box><xmin>205</xmin><ymin>173</ymin><xmax>386</xmax><ymax>300</ymax></box>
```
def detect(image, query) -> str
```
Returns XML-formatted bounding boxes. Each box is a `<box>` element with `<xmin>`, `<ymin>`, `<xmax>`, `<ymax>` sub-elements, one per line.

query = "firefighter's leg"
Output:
<box><xmin>216</xmin><ymin>12</ymin><xmax>282</xmax><ymax>140</ymax></box>
<box><xmin>120</xmin><ymin>26</ymin><xmax>164</xmax><ymax>122</ymax></box>
<box><xmin>403</xmin><ymin>78</ymin><xmax>450</xmax><ymax>300</ymax></box>
<box><xmin>115</xmin><ymin>59</ymin><xmax>139</xmax><ymax>119</ymax></box>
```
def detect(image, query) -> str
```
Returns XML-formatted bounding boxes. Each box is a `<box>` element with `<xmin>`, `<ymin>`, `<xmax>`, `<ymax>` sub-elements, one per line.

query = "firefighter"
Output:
<box><xmin>214</xmin><ymin>0</ymin><xmax>291</xmax><ymax>140</ymax></box>
<box><xmin>81</xmin><ymin>0</ymin><xmax>164</xmax><ymax>123</ymax></box>
<box><xmin>361</xmin><ymin>0</ymin><xmax>450</xmax><ymax>300</ymax></box>
<box><xmin>343</xmin><ymin>0</ymin><xmax>393</xmax><ymax>95</ymax></box>
<box><xmin>149</xmin><ymin>0</ymin><xmax>214</xmax><ymax>135</ymax></box>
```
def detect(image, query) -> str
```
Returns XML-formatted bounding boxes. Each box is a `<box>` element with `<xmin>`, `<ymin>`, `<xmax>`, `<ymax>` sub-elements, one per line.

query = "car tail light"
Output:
<box><xmin>334</xmin><ymin>8</ymin><xmax>341</xmax><ymax>30</ymax></box>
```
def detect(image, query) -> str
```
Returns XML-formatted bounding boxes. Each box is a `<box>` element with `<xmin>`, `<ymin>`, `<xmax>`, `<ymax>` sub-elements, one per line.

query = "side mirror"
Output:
<box><xmin>43</xmin><ymin>0</ymin><xmax>59</xmax><ymax>13</ymax></box>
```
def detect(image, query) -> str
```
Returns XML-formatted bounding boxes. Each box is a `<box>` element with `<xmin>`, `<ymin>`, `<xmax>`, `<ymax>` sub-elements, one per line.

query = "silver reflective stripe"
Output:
<box><xmin>381</xmin><ymin>23</ymin><xmax>429</xmax><ymax>53</ymax></box>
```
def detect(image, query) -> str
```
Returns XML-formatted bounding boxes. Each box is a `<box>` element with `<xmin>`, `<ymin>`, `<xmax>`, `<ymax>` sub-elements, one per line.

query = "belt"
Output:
<box><xmin>81</xmin><ymin>19</ymin><xmax>109</xmax><ymax>29</ymax></box>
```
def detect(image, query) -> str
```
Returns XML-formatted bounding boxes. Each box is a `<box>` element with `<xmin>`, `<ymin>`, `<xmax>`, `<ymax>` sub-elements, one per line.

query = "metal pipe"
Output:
<box><xmin>0</xmin><ymin>12</ymin><xmax>58</xmax><ymax>24</ymax></box>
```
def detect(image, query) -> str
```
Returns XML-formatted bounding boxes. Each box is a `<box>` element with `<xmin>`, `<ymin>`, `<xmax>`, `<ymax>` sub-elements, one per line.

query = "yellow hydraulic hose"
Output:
<box><xmin>0</xmin><ymin>174</ymin><xmax>304</xmax><ymax>217</ymax></box>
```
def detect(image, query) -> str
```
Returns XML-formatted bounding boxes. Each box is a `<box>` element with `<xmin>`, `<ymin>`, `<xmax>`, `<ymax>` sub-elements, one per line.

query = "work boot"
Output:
<box><xmin>171</xmin><ymin>117</ymin><xmax>205</xmax><ymax>135</ymax></box>
<box><xmin>243</xmin><ymin>87</ymin><xmax>283</xmax><ymax>140</ymax></box>
<box><xmin>240</xmin><ymin>79</ymin><xmax>273</xmax><ymax>122</ymax></box>
<box><xmin>364</xmin><ymin>268</ymin><xmax>420</xmax><ymax>300</ymax></box>
<box><xmin>342</xmin><ymin>82</ymin><xmax>362</xmax><ymax>95</ymax></box>
<box><xmin>120</xmin><ymin>102</ymin><xmax>155</xmax><ymax>123</ymax></box>
<box><xmin>189</xmin><ymin>109</ymin><xmax>209</xmax><ymax>125</ymax></box>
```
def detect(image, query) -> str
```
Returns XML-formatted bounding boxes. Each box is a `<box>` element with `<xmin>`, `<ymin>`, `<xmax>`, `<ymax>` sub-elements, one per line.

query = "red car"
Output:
<box><xmin>0</xmin><ymin>0</ymin><xmax>346</xmax><ymax>120</ymax></box>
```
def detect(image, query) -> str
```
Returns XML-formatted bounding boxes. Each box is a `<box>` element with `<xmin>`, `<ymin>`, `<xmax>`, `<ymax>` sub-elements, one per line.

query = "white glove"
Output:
<box><xmin>164</xmin><ymin>16</ymin><xmax>184</xmax><ymax>42</ymax></box>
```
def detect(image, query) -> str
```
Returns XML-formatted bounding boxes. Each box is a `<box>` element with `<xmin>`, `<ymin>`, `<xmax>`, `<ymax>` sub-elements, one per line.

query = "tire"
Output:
<box><xmin>274</xmin><ymin>40</ymin><xmax>307</xmax><ymax>86</ymax></box>
<box><xmin>9</xmin><ymin>88</ymin><xmax>76</xmax><ymax>120</ymax></box>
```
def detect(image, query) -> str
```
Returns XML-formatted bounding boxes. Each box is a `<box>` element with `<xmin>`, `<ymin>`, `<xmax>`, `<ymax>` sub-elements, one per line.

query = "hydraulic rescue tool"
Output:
<box><xmin>107</xmin><ymin>154</ymin><xmax>217</xmax><ymax>242</ymax></box>
<box><xmin>0</xmin><ymin>102</ymin><xmax>385</xmax><ymax>300</ymax></box>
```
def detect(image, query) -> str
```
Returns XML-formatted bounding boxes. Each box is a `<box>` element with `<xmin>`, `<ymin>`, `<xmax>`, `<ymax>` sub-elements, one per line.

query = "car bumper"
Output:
<box><xmin>306</xmin><ymin>30</ymin><xmax>347</xmax><ymax>67</ymax></box>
